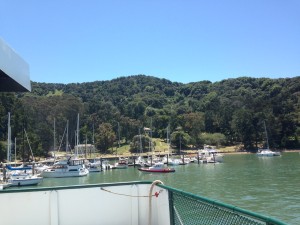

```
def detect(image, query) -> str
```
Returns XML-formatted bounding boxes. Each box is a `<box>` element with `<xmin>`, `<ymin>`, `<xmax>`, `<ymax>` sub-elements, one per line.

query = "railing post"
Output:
<box><xmin>168</xmin><ymin>190</ymin><xmax>175</xmax><ymax>225</ymax></box>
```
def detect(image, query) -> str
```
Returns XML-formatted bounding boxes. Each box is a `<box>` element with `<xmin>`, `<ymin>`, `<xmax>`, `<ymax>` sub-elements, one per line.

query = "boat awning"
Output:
<box><xmin>6</xmin><ymin>165</ymin><xmax>32</xmax><ymax>170</ymax></box>
<box><xmin>0</xmin><ymin>38</ymin><xmax>31</xmax><ymax>92</ymax></box>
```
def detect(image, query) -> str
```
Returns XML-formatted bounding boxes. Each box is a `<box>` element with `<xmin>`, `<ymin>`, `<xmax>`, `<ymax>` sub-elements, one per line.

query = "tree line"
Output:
<box><xmin>0</xmin><ymin>75</ymin><xmax>299</xmax><ymax>161</ymax></box>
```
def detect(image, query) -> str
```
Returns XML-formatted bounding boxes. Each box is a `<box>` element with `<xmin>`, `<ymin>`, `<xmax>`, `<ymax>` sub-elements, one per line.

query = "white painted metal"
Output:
<box><xmin>0</xmin><ymin>38</ymin><xmax>31</xmax><ymax>91</ymax></box>
<box><xmin>0</xmin><ymin>183</ymin><xmax>171</xmax><ymax>225</ymax></box>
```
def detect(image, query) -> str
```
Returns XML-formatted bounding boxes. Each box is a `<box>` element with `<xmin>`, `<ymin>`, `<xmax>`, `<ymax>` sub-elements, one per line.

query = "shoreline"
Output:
<box><xmin>94</xmin><ymin>149</ymin><xmax>300</xmax><ymax>159</ymax></box>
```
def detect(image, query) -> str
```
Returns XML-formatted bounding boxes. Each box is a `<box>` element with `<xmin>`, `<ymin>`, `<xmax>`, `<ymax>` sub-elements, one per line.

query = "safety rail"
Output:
<box><xmin>160</xmin><ymin>183</ymin><xmax>287</xmax><ymax>225</ymax></box>
<box><xmin>0</xmin><ymin>181</ymin><xmax>287</xmax><ymax>225</ymax></box>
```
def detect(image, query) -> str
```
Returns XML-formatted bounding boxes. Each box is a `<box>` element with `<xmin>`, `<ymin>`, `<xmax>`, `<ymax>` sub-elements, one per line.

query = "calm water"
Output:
<box><xmin>15</xmin><ymin>152</ymin><xmax>300</xmax><ymax>224</ymax></box>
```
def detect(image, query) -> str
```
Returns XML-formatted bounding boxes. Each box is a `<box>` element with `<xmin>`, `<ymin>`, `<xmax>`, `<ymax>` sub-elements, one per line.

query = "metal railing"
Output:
<box><xmin>161</xmin><ymin>183</ymin><xmax>287</xmax><ymax>225</ymax></box>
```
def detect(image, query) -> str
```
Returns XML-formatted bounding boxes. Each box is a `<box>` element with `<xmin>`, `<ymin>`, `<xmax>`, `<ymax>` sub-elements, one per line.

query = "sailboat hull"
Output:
<box><xmin>9</xmin><ymin>176</ymin><xmax>43</xmax><ymax>186</ymax></box>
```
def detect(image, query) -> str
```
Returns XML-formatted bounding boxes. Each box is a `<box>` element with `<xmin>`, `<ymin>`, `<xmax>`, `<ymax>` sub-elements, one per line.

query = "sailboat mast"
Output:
<box><xmin>7</xmin><ymin>112</ymin><xmax>11</xmax><ymax>162</ymax></box>
<box><xmin>139</xmin><ymin>128</ymin><xmax>142</xmax><ymax>154</ymax></box>
<box><xmin>76</xmin><ymin>113</ymin><xmax>79</xmax><ymax>157</ymax></box>
<box><xmin>150</xmin><ymin>118</ymin><xmax>153</xmax><ymax>153</ymax></box>
<box><xmin>263</xmin><ymin>121</ymin><xmax>269</xmax><ymax>149</ymax></box>
<box><xmin>117</xmin><ymin>122</ymin><xmax>120</xmax><ymax>156</ymax></box>
<box><xmin>167</xmin><ymin>125</ymin><xmax>170</xmax><ymax>155</ymax></box>
<box><xmin>14</xmin><ymin>137</ymin><xmax>17</xmax><ymax>167</ymax></box>
<box><xmin>92</xmin><ymin>123</ymin><xmax>95</xmax><ymax>157</ymax></box>
<box><xmin>54</xmin><ymin>118</ymin><xmax>56</xmax><ymax>153</ymax></box>
<box><xmin>66</xmin><ymin>120</ymin><xmax>69</xmax><ymax>152</ymax></box>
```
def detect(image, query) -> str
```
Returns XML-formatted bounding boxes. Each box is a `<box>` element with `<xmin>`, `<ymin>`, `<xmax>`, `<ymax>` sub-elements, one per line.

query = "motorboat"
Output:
<box><xmin>112</xmin><ymin>158</ymin><xmax>128</xmax><ymax>169</ymax></box>
<box><xmin>138</xmin><ymin>162</ymin><xmax>175</xmax><ymax>173</ymax></box>
<box><xmin>0</xmin><ymin>181</ymin><xmax>12</xmax><ymax>190</ymax></box>
<box><xmin>168</xmin><ymin>158</ymin><xmax>181</xmax><ymax>166</ymax></box>
<box><xmin>198</xmin><ymin>145</ymin><xmax>224</xmax><ymax>163</ymax></box>
<box><xmin>5</xmin><ymin>165</ymin><xmax>43</xmax><ymax>186</ymax></box>
<box><xmin>8</xmin><ymin>174</ymin><xmax>43</xmax><ymax>186</ymax></box>
<box><xmin>86</xmin><ymin>158</ymin><xmax>102</xmax><ymax>172</ymax></box>
<box><xmin>41</xmin><ymin>157</ymin><xmax>89</xmax><ymax>178</ymax></box>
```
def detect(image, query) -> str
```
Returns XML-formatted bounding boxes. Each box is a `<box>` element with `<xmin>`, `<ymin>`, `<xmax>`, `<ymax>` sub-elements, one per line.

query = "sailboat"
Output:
<box><xmin>0</xmin><ymin>113</ymin><xmax>12</xmax><ymax>188</ymax></box>
<box><xmin>131</xmin><ymin>128</ymin><xmax>147</xmax><ymax>167</ymax></box>
<box><xmin>4</xmin><ymin>113</ymin><xmax>43</xmax><ymax>186</ymax></box>
<box><xmin>112</xmin><ymin>123</ymin><xmax>128</xmax><ymax>169</ymax></box>
<box><xmin>87</xmin><ymin>124</ymin><xmax>102</xmax><ymax>172</ymax></box>
<box><xmin>256</xmin><ymin>121</ymin><xmax>281</xmax><ymax>157</ymax></box>
<box><xmin>41</xmin><ymin>114</ymin><xmax>89</xmax><ymax>178</ymax></box>
<box><xmin>139</xmin><ymin>124</ymin><xmax>175</xmax><ymax>173</ymax></box>
<box><xmin>163</xmin><ymin>125</ymin><xmax>180</xmax><ymax>166</ymax></box>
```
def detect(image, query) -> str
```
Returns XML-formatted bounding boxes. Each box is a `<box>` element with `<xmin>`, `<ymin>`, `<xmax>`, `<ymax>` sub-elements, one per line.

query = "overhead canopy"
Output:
<box><xmin>0</xmin><ymin>38</ymin><xmax>31</xmax><ymax>92</ymax></box>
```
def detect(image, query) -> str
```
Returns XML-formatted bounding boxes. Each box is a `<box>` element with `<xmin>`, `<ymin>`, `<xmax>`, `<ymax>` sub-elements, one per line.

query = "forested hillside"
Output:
<box><xmin>0</xmin><ymin>75</ymin><xmax>299</xmax><ymax>161</ymax></box>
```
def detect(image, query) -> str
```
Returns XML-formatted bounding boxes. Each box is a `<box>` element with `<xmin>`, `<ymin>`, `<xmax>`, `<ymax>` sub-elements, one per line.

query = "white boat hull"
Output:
<box><xmin>0</xmin><ymin>182</ymin><xmax>12</xmax><ymax>189</ymax></box>
<box><xmin>257</xmin><ymin>149</ymin><xmax>281</xmax><ymax>157</ymax></box>
<box><xmin>9</xmin><ymin>176</ymin><xmax>43</xmax><ymax>186</ymax></box>
<box><xmin>0</xmin><ymin>182</ymin><xmax>171</xmax><ymax>225</ymax></box>
<box><xmin>41</xmin><ymin>168</ymin><xmax>89</xmax><ymax>178</ymax></box>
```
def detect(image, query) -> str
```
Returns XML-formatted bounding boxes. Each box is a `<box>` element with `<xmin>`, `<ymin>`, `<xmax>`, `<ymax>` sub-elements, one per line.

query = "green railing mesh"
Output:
<box><xmin>162</xmin><ymin>185</ymin><xmax>287</xmax><ymax>225</ymax></box>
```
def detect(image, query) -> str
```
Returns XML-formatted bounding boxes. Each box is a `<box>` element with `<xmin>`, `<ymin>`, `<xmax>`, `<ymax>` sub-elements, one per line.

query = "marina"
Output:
<box><xmin>1</xmin><ymin>36</ymin><xmax>299</xmax><ymax>225</ymax></box>
<box><xmin>4</xmin><ymin>152</ymin><xmax>300</xmax><ymax>224</ymax></box>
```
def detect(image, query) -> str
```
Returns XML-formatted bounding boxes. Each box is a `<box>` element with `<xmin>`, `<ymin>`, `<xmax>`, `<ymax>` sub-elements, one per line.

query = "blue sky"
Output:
<box><xmin>1</xmin><ymin>0</ymin><xmax>299</xmax><ymax>84</ymax></box>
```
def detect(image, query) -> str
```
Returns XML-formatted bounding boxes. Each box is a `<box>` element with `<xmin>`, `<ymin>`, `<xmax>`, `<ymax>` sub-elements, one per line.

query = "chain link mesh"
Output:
<box><xmin>168</xmin><ymin>189</ymin><xmax>279</xmax><ymax>225</ymax></box>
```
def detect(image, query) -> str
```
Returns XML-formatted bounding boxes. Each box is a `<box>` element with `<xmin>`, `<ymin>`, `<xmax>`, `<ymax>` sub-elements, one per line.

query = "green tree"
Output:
<box><xmin>170</xmin><ymin>130</ymin><xmax>191</xmax><ymax>153</ymax></box>
<box><xmin>198</xmin><ymin>133</ymin><xmax>226</xmax><ymax>147</ymax></box>
<box><xmin>129</xmin><ymin>134</ymin><xmax>152</xmax><ymax>153</ymax></box>
<box><xmin>231</xmin><ymin>109</ymin><xmax>255</xmax><ymax>150</ymax></box>
<box><xmin>95</xmin><ymin>123</ymin><xmax>116</xmax><ymax>153</ymax></box>
<box><xmin>182</xmin><ymin>112</ymin><xmax>205</xmax><ymax>147</ymax></box>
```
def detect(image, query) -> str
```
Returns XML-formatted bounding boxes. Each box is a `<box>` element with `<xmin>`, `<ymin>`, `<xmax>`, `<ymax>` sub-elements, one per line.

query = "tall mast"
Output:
<box><xmin>150</xmin><ymin>118</ymin><xmax>153</xmax><ymax>153</ymax></box>
<box><xmin>167</xmin><ymin>124</ymin><xmax>170</xmax><ymax>156</ymax></box>
<box><xmin>7</xmin><ymin>112</ymin><xmax>11</xmax><ymax>162</ymax></box>
<box><xmin>66</xmin><ymin>120</ymin><xmax>69</xmax><ymax>152</ymax></box>
<box><xmin>14</xmin><ymin>137</ymin><xmax>17</xmax><ymax>166</ymax></box>
<box><xmin>139</xmin><ymin>128</ymin><xmax>142</xmax><ymax>154</ymax></box>
<box><xmin>92</xmin><ymin>123</ymin><xmax>95</xmax><ymax>157</ymax></box>
<box><xmin>263</xmin><ymin>121</ymin><xmax>269</xmax><ymax>149</ymax></box>
<box><xmin>117</xmin><ymin>122</ymin><xmax>120</xmax><ymax>156</ymax></box>
<box><xmin>76</xmin><ymin>113</ymin><xmax>79</xmax><ymax>157</ymax></box>
<box><xmin>54</xmin><ymin>118</ymin><xmax>56</xmax><ymax>153</ymax></box>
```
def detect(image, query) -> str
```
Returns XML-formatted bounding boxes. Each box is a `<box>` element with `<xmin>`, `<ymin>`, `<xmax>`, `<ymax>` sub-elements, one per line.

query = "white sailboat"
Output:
<box><xmin>41</xmin><ymin>114</ymin><xmax>89</xmax><ymax>178</ymax></box>
<box><xmin>87</xmin><ymin>124</ymin><xmax>102</xmax><ymax>172</ymax></box>
<box><xmin>163</xmin><ymin>125</ymin><xmax>180</xmax><ymax>166</ymax></box>
<box><xmin>6</xmin><ymin>165</ymin><xmax>43</xmax><ymax>186</ymax></box>
<box><xmin>257</xmin><ymin>121</ymin><xmax>281</xmax><ymax>157</ymax></box>
<box><xmin>4</xmin><ymin>113</ymin><xmax>43</xmax><ymax>186</ymax></box>
<box><xmin>0</xmin><ymin>115</ymin><xmax>12</xmax><ymax>187</ymax></box>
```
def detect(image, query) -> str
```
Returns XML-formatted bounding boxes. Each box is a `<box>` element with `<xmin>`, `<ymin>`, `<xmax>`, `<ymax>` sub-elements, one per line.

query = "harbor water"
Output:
<box><xmin>12</xmin><ymin>152</ymin><xmax>300</xmax><ymax>224</ymax></box>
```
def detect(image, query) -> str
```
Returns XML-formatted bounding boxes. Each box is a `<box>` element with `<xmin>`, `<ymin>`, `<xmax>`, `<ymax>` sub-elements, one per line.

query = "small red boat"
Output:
<box><xmin>138</xmin><ymin>162</ymin><xmax>175</xmax><ymax>173</ymax></box>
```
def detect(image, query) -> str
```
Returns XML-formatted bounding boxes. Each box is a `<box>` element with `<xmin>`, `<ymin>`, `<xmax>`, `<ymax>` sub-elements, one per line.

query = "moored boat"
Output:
<box><xmin>8</xmin><ymin>174</ymin><xmax>43</xmax><ymax>186</ymax></box>
<box><xmin>112</xmin><ymin>158</ymin><xmax>128</xmax><ymax>169</ymax></box>
<box><xmin>256</xmin><ymin>148</ymin><xmax>281</xmax><ymax>157</ymax></box>
<box><xmin>0</xmin><ymin>181</ymin><xmax>12</xmax><ymax>189</ymax></box>
<box><xmin>5</xmin><ymin>165</ymin><xmax>43</xmax><ymax>186</ymax></box>
<box><xmin>198</xmin><ymin>146</ymin><xmax>224</xmax><ymax>163</ymax></box>
<box><xmin>41</xmin><ymin>157</ymin><xmax>89</xmax><ymax>178</ymax></box>
<box><xmin>256</xmin><ymin>121</ymin><xmax>281</xmax><ymax>157</ymax></box>
<box><xmin>138</xmin><ymin>162</ymin><xmax>175</xmax><ymax>173</ymax></box>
